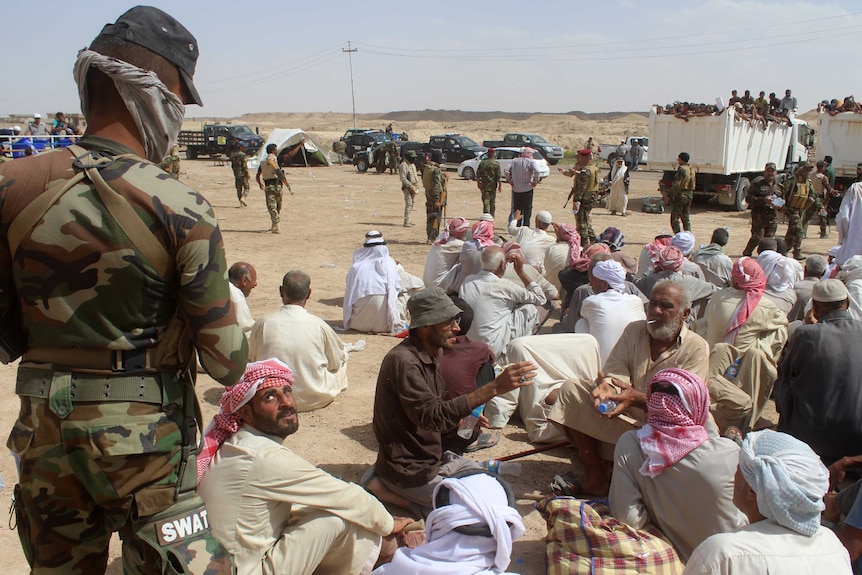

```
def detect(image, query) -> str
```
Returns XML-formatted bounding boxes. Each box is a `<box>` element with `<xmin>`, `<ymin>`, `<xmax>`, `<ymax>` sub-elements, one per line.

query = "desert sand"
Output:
<box><xmin>0</xmin><ymin>111</ymin><xmax>817</xmax><ymax>574</ymax></box>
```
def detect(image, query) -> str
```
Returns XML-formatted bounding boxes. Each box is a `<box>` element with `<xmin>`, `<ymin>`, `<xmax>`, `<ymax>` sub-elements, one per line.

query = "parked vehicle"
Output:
<box><xmin>648</xmin><ymin>106</ymin><xmax>812</xmax><ymax>210</ymax></box>
<box><xmin>481</xmin><ymin>133</ymin><xmax>564</xmax><ymax>165</ymax></box>
<box><xmin>178</xmin><ymin>124</ymin><xmax>263</xmax><ymax>159</ymax></box>
<box><xmin>457</xmin><ymin>147</ymin><xmax>550</xmax><ymax>181</ymax></box>
<box><xmin>597</xmin><ymin>136</ymin><xmax>649</xmax><ymax>166</ymax></box>
<box><xmin>816</xmin><ymin>111</ymin><xmax>862</xmax><ymax>190</ymax></box>
<box><xmin>429</xmin><ymin>134</ymin><xmax>486</xmax><ymax>168</ymax></box>
<box><xmin>342</xmin><ymin>130</ymin><xmax>391</xmax><ymax>161</ymax></box>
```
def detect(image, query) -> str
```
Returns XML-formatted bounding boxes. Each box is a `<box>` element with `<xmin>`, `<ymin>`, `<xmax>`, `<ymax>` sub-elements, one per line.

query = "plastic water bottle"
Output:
<box><xmin>484</xmin><ymin>459</ymin><xmax>522</xmax><ymax>477</ymax></box>
<box><xmin>457</xmin><ymin>405</ymin><xmax>484</xmax><ymax>439</ymax></box>
<box><xmin>597</xmin><ymin>399</ymin><xmax>617</xmax><ymax>414</ymax></box>
<box><xmin>724</xmin><ymin>358</ymin><xmax>742</xmax><ymax>379</ymax></box>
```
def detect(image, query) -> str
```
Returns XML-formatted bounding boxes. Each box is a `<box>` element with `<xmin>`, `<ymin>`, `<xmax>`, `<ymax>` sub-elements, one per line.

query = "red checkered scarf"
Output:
<box><xmin>572</xmin><ymin>242</ymin><xmax>610</xmax><ymax>272</ymax></box>
<box><xmin>654</xmin><ymin>246</ymin><xmax>683</xmax><ymax>272</ymax></box>
<box><xmin>646</xmin><ymin>237</ymin><xmax>673</xmax><ymax>270</ymax></box>
<box><xmin>502</xmin><ymin>240</ymin><xmax>525</xmax><ymax>262</ymax></box>
<box><xmin>555</xmin><ymin>223</ymin><xmax>582</xmax><ymax>269</ymax></box>
<box><xmin>471</xmin><ymin>220</ymin><xmax>496</xmax><ymax>247</ymax></box>
<box><xmin>636</xmin><ymin>368</ymin><xmax>710</xmax><ymax>478</ymax></box>
<box><xmin>725</xmin><ymin>257</ymin><xmax>766</xmax><ymax>344</ymax></box>
<box><xmin>435</xmin><ymin>217</ymin><xmax>469</xmax><ymax>245</ymax></box>
<box><xmin>197</xmin><ymin>358</ymin><xmax>295</xmax><ymax>480</ymax></box>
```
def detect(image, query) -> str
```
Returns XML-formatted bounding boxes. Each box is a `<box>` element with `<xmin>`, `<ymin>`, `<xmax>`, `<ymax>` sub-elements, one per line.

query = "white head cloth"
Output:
<box><xmin>74</xmin><ymin>49</ymin><xmax>185</xmax><ymax>163</ymax></box>
<box><xmin>839</xmin><ymin>254</ymin><xmax>862</xmax><ymax>283</ymax></box>
<box><xmin>592</xmin><ymin>259</ymin><xmax>626</xmax><ymax>292</ymax></box>
<box><xmin>671</xmin><ymin>231</ymin><xmax>695</xmax><ymax>256</ymax></box>
<box><xmin>757</xmin><ymin>250</ymin><xmax>796</xmax><ymax>292</ymax></box>
<box><xmin>738</xmin><ymin>430</ymin><xmax>828</xmax><ymax>537</ymax></box>
<box><xmin>374</xmin><ymin>473</ymin><xmax>525</xmax><ymax>575</ymax></box>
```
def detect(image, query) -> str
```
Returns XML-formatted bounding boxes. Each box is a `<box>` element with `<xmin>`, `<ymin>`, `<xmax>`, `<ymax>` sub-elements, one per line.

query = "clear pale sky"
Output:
<box><xmin>2</xmin><ymin>0</ymin><xmax>858</xmax><ymax>119</ymax></box>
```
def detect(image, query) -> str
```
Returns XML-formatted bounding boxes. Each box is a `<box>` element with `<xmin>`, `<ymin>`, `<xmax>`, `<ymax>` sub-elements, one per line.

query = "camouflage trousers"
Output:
<box><xmin>784</xmin><ymin>207</ymin><xmax>804</xmax><ymax>256</ymax></box>
<box><xmin>743</xmin><ymin>209</ymin><xmax>778</xmax><ymax>256</ymax></box>
<box><xmin>480</xmin><ymin>186</ymin><xmax>497</xmax><ymax>217</ymax></box>
<box><xmin>426</xmin><ymin>196</ymin><xmax>442</xmax><ymax>243</ymax></box>
<box><xmin>8</xmin><ymin>373</ymin><xmax>184</xmax><ymax>575</ymax></box>
<box><xmin>402</xmin><ymin>186</ymin><xmax>415</xmax><ymax>226</ymax></box>
<box><xmin>669</xmin><ymin>191</ymin><xmax>692</xmax><ymax>233</ymax></box>
<box><xmin>801</xmin><ymin>205</ymin><xmax>828</xmax><ymax>238</ymax></box>
<box><xmin>576</xmin><ymin>200</ymin><xmax>595</xmax><ymax>244</ymax></box>
<box><xmin>235</xmin><ymin>176</ymin><xmax>249</xmax><ymax>201</ymax></box>
<box><xmin>265</xmin><ymin>182</ymin><xmax>283</xmax><ymax>224</ymax></box>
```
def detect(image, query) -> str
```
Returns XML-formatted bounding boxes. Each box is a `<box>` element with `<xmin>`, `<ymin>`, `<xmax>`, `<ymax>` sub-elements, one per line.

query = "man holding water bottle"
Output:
<box><xmin>547</xmin><ymin>280</ymin><xmax>708</xmax><ymax>496</ymax></box>
<box><xmin>366</xmin><ymin>286</ymin><xmax>538</xmax><ymax>513</ymax></box>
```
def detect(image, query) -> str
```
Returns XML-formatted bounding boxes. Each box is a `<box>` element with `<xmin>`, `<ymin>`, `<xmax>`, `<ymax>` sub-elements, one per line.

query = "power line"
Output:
<box><xmin>342</xmin><ymin>41</ymin><xmax>358</xmax><ymax>129</ymax></box>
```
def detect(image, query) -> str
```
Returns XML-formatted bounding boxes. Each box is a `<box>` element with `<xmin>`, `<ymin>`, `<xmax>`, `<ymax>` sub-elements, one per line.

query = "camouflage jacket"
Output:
<box><xmin>0</xmin><ymin>136</ymin><xmax>248</xmax><ymax>384</ymax></box>
<box><xmin>423</xmin><ymin>161</ymin><xmax>445</xmax><ymax>203</ymax></box>
<box><xmin>748</xmin><ymin>176</ymin><xmax>783</xmax><ymax>212</ymax></box>
<box><xmin>476</xmin><ymin>158</ymin><xmax>500</xmax><ymax>188</ymax></box>
<box><xmin>573</xmin><ymin>163</ymin><xmax>599</xmax><ymax>202</ymax></box>
<box><xmin>671</xmin><ymin>164</ymin><xmax>695</xmax><ymax>196</ymax></box>
<box><xmin>230</xmin><ymin>150</ymin><xmax>248</xmax><ymax>179</ymax></box>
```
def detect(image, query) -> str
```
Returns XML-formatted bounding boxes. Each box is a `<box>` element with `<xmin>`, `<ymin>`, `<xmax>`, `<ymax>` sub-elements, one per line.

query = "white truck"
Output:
<box><xmin>816</xmin><ymin>111</ymin><xmax>862</xmax><ymax>189</ymax></box>
<box><xmin>597</xmin><ymin>136</ymin><xmax>648</xmax><ymax>166</ymax></box>
<box><xmin>648</xmin><ymin>106</ymin><xmax>813</xmax><ymax>210</ymax></box>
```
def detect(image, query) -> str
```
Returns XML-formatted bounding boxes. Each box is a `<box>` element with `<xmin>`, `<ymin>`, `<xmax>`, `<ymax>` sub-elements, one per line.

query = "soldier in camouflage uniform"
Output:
<box><xmin>743</xmin><ymin>162</ymin><xmax>783</xmax><ymax>256</ymax></box>
<box><xmin>256</xmin><ymin>143</ymin><xmax>288</xmax><ymax>233</ymax></box>
<box><xmin>561</xmin><ymin>149</ymin><xmax>600</xmax><ymax>244</ymax></box>
<box><xmin>783</xmin><ymin>162</ymin><xmax>820</xmax><ymax>259</ymax></box>
<box><xmin>159</xmin><ymin>144</ymin><xmax>181</xmax><ymax>179</ymax></box>
<box><xmin>385</xmin><ymin>140</ymin><xmax>399</xmax><ymax>174</ymax></box>
<box><xmin>0</xmin><ymin>7</ymin><xmax>247</xmax><ymax>574</ymax></box>
<box><xmin>476</xmin><ymin>147</ymin><xmax>501</xmax><ymax>217</ymax></box>
<box><xmin>423</xmin><ymin>150</ymin><xmax>447</xmax><ymax>243</ymax></box>
<box><xmin>668</xmin><ymin>152</ymin><xmax>695</xmax><ymax>233</ymax></box>
<box><xmin>230</xmin><ymin>142</ymin><xmax>250</xmax><ymax>207</ymax></box>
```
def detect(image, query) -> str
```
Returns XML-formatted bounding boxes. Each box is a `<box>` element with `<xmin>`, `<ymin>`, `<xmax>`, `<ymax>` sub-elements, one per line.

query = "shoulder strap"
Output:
<box><xmin>67</xmin><ymin>145</ymin><xmax>172</xmax><ymax>279</ymax></box>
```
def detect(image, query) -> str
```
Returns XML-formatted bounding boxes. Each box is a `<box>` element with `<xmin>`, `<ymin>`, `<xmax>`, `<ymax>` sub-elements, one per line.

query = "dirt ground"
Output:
<box><xmin>0</xmin><ymin>114</ymin><xmax>829</xmax><ymax>574</ymax></box>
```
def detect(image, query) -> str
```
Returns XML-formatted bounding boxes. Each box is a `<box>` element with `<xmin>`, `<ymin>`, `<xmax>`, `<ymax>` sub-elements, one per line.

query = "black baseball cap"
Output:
<box><xmin>95</xmin><ymin>6</ymin><xmax>203</xmax><ymax>106</ymax></box>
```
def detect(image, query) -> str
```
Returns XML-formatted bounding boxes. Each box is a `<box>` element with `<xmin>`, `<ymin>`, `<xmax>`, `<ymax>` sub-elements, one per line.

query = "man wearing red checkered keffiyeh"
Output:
<box><xmin>197</xmin><ymin>358</ymin><xmax>295</xmax><ymax>479</ymax></box>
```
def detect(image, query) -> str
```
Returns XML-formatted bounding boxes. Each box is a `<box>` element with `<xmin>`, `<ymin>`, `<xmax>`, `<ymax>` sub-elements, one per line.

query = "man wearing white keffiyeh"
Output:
<box><xmin>684</xmin><ymin>430</ymin><xmax>852</xmax><ymax>574</ymax></box>
<box><xmin>374</xmin><ymin>470</ymin><xmax>526</xmax><ymax>575</ymax></box>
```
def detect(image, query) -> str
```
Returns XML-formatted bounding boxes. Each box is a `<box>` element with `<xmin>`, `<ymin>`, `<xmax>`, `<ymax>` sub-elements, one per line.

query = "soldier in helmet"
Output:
<box><xmin>783</xmin><ymin>162</ymin><xmax>820</xmax><ymax>259</ymax></box>
<box><xmin>668</xmin><ymin>152</ymin><xmax>696</xmax><ymax>233</ymax></box>
<box><xmin>560</xmin><ymin>149</ymin><xmax>600</xmax><ymax>244</ymax></box>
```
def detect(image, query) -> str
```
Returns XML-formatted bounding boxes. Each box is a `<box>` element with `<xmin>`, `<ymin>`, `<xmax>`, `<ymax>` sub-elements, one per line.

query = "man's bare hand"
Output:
<box><xmin>389</xmin><ymin>516</ymin><xmax>414</xmax><ymax>535</ymax></box>
<box><xmin>513</xmin><ymin>209</ymin><xmax>522</xmax><ymax>221</ymax></box>
<box><xmin>591</xmin><ymin>377</ymin><xmax>641</xmax><ymax>417</ymax></box>
<box><xmin>494</xmin><ymin>361</ymin><xmax>538</xmax><ymax>395</ymax></box>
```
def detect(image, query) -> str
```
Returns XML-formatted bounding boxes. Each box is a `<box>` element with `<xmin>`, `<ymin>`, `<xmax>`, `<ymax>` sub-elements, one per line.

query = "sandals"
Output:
<box><xmin>464</xmin><ymin>432</ymin><xmax>500</xmax><ymax>453</ymax></box>
<box><xmin>550</xmin><ymin>472</ymin><xmax>584</xmax><ymax>497</ymax></box>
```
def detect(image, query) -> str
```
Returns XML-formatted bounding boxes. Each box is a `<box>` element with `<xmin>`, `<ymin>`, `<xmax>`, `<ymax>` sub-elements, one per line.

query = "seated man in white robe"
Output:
<box><xmin>575</xmin><ymin>258</ymin><xmax>646</xmax><ymax>365</ymax></box>
<box><xmin>684</xmin><ymin>430</ymin><xmax>852</xmax><ymax>575</ymax></box>
<box><xmin>507</xmin><ymin>208</ymin><xmax>556</xmax><ymax>273</ymax></box>
<box><xmin>423</xmin><ymin>217</ymin><xmax>469</xmax><ymax>292</ymax></box>
<box><xmin>199</xmin><ymin>359</ymin><xmax>411</xmax><ymax>575</ymax></box>
<box><xmin>611</xmin><ymin>368</ymin><xmax>747</xmax><ymax>562</ymax></box>
<box><xmin>543</xmin><ymin>222</ymin><xmax>581</xmax><ymax>295</ymax></box>
<box><xmin>250</xmin><ymin>270</ymin><xmax>350</xmax><ymax>412</ymax></box>
<box><xmin>229</xmin><ymin>261</ymin><xmax>257</xmax><ymax>336</ymax></box>
<box><xmin>344</xmin><ymin>230</ymin><xmax>423</xmax><ymax>333</ymax></box>
<box><xmin>757</xmin><ymin>249</ymin><xmax>798</xmax><ymax>316</ymax></box>
<box><xmin>460</xmin><ymin>246</ymin><xmax>547</xmax><ymax>361</ymax></box>
<box><xmin>670</xmin><ymin>231</ymin><xmax>707</xmax><ymax>281</ymax></box>
<box><xmin>374</xmin><ymin>470</ymin><xmax>526</xmax><ymax>575</ymax></box>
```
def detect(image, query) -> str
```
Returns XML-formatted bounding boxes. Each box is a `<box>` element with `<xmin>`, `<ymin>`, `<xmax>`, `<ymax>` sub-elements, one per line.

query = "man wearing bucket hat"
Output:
<box><xmin>367</xmin><ymin>287</ymin><xmax>538</xmax><ymax>512</ymax></box>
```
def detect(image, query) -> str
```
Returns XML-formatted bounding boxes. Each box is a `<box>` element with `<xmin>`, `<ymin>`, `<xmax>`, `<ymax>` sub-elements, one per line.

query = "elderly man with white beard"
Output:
<box><xmin>547</xmin><ymin>280</ymin><xmax>709</xmax><ymax>496</ymax></box>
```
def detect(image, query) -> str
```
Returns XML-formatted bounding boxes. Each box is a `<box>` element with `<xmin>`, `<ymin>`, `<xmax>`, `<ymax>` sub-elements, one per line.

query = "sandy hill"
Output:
<box><xmin>182</xmin><ymin>110</ymin><xmax>651</xmax><ymax>154</ymax></box>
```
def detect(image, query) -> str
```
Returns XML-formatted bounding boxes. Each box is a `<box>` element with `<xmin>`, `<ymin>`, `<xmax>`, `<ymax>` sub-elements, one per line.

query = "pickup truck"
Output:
<box><xmin>482</xmin><ymin>133</ymin><xmax>564</xmax><ymax>165</ymax></box>
<box><xmin>597</xmin><ymin>136</ymin><xmax>649</xmax><ymax>166</ymax></box>
<box><xmin>648</xmin><ymin>106</ymin><xmax>812</xmax><ymax>211</ymax></box>
<box><xmin>178</xmin><ymin>124</ymin><xmax>263</xmax><ymax>159</ymax></box>
<box><xmin>342</xmin><ymin>130</ymin><xmax>391</xmax><ymax>161</ymax></box>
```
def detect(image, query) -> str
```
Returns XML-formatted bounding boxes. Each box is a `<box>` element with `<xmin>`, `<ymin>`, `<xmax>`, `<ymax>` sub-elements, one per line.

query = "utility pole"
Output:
<box><xmin>342</xmin><ymin>41</ymin><xmax>358</xmax><ymax>129</ymax></box>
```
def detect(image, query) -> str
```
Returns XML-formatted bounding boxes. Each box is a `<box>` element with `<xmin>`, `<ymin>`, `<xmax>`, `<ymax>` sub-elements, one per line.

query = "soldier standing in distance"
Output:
<box><xmin>230</xmin><ymin>142</ymin><xmax>250</xmax><ymax>207</ymax></box>
<box><xmin>743</xmin><ymin>162</ymin><xmax>783</xmax><ymax>256</ymax></box>
<box><xmin>399</xmin><ymin>150</ymin><xmax>419</xmax><ymax>227</ymax></box>
<box><xmin>668</xmin><ymin>152</ymin><xmax>695</xmax><ymax>233</ymax></box>
<box><xmin>423</xmin><ymin>150</ymin><xmax>447</xmax><ymax>243</ymax></box>
<box><xmin>256</xmin><ymin>142</ymin><xmax>288</xmax><ymax>233</ymax></box>
<box><xmin>0</xmin><ymin>6</ymin><xmax>248</xmax><ymax>573</ymax></box>
<box><xmin>476</xmin><ymin>147</ymin><xmax>501</xmax><ymax>217</ymax></box>
<box><xmin>784</xmin><ymin>162</ymin><xmax>821</xmax><ymax>259</ymax></box>
<box><xmin>560</xmin><ymin>149</ymin><xmax>600</xmax><ymax>245</ymax></box>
